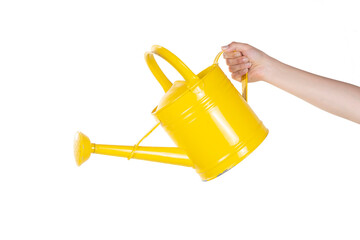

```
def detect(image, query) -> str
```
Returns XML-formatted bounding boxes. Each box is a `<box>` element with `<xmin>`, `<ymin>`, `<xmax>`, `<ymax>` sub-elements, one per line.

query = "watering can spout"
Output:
<box><xmin>74</xmin><ymin>132</ymin><xmax>193</xmax><ymax>168</ymax></box>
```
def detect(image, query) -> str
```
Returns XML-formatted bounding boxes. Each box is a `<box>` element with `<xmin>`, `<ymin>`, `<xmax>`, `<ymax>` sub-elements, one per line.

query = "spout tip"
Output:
<box><xmin>74</xmin><ymin>132</ymin><xmax>92</xmax><ymax>166</ymax></box>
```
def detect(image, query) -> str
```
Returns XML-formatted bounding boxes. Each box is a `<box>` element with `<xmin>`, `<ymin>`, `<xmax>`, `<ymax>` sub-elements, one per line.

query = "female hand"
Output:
<box><xmin>221</xmin><ymin>42</ymin><xmax>360</xmax><ymax>124</ymax></box>
<box><xmin>221</xmin><ymin>42</ymin><xmax>273</xmax><ymax>83</ymax></box>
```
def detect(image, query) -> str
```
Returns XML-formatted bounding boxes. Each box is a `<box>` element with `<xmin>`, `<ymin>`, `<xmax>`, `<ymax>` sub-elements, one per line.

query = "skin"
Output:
<box><xmin>221</xmin><ymin>42</ymin><xmax>360</xmax><ymax>124</ymax></box>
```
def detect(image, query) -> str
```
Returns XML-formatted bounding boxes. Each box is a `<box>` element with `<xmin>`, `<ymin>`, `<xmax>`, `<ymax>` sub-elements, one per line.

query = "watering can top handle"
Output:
<box><xmin>144</xmin><ymin>46</ymin><xmax>248</xmax><ymax>101</ymax></box>
<box><xmin>213</xmin><ymin>51</ymin><xmax>248</xmax><ymax>102</ymax></box>
<box><xmin>144</xmin><ymin>45</ymin><xmax>199</xmax><ymax>92</ymax></box>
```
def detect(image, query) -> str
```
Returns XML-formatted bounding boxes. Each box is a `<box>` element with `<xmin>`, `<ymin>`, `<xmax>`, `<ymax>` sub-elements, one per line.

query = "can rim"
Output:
<box><xmin>151</xmin><ymin>64</ymin><xmax>219</xmax><ymax>118</ymax></box>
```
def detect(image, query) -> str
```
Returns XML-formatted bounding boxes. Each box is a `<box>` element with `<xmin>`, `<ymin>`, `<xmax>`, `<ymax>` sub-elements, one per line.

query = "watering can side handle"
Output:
<box><xmin>144</xmin><ymin>45</ymin><xmax>199</xmax><ymax>92</ymax></box>
<box><xmin>144</xmin><ymin>52</ymin><xmax>173</xmax><ymax>92</ymax></box>
<box><xmin>214</xmin><ymin>51</ymin><xmax>248</xmax><ymax>102</ymax></box>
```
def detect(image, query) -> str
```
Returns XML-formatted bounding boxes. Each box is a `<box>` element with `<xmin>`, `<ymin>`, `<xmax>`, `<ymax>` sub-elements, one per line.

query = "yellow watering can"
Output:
<box><xmin>74</xmin><ymin>45</ymin><xmax>268</xmax><ymax>181</ymax></box>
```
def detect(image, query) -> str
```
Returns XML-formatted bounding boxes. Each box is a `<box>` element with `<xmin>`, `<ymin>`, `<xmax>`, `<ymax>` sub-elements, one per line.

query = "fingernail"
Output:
<box><xmin>221</xmin><ymin>45</ymin><xmax>229</xmax><ymax>50</ymax></box>
<box><xmin>243</xmin><ymin>58</ymin><xmax>248</xmax><ymax>62</ymax></box>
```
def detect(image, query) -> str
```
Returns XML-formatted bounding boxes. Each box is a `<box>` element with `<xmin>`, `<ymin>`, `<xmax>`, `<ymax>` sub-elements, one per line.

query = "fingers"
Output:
<box><xmin>221</xmin><ymin>42</ymin><xmax>250</xmax><ymax>53</ymax></box>
<box><xmin>229</xmin><ymin>62</ymin><xmax>252</xmax><ymax>72</ymax></box>
<box><xmin>222</xmin><ymin>53</ymin><xmax>251</xmax><ymax>81</ymax></box>
<box><xmin>222</xmin><ymin>41</ymin><xmax>251</xmax><ymax>61</ymax></box>
<box><xmin>226</xmin><ymin>56</ymin><xmax>249</xmax><ymax>65</ymax></box>
<box><xmin>223</xmin><ymin>51</ymin><xmax>242</xmax><ymax>59</ymax></box>
<box><xmin>221</xmin><ymin>42</ymin><xmax>254</xmax><ymax>81</ymax></box>
<box><xmin>231</xmin><ymin>69</ymin><xmax>248</xmax><ymax>81</ymax></box>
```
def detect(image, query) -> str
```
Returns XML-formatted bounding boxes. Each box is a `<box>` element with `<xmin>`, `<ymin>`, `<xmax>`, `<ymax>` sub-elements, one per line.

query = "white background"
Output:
<box><xmin>1</xmin><ymin>0</ymin><xmax>359</xmax><ymax>239</ymax></box>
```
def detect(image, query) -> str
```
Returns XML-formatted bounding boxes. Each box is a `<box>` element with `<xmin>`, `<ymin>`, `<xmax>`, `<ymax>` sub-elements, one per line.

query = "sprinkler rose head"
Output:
<box><xmin>74</xmin><ymin>132</ymin><xmax>92</xmax><ymax>166</ymax></box>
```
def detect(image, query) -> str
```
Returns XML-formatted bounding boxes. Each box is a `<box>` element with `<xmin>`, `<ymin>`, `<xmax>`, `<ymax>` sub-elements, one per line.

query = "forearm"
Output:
<box><xmin>264</xmin><ymin>58</ymin><xmax>360</xmax><ymax>124</ymax></box>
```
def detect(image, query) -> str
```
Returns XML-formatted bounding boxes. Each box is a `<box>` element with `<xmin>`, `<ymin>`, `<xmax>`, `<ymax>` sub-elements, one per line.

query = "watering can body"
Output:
<box><xmin>74</xmin><ymin>45</ymin><xmax>268</xmax><ymax>181</ymax></box>
<box><xmin>147</xmin><ymin>46</ymin><xmax>268</xmax><ymax>180</ymax></box>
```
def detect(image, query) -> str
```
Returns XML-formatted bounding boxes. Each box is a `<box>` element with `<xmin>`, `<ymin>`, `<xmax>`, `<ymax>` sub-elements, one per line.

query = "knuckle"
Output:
<box><xmin>242</xmin><ymin>62</ymin><xmax>250</xmax><ymax>68</ymax></box>
<box><xmin>241</xmin><ymin>56</ymin><xmax>249</xmax><ymax>62</ymax></box>
<box><xmin>244</xmin><ymin>43</ymin><xmax>252</xmax><ymax>50</ymax></box>
<box><xmin>238</xmin><ymin>62</ymin><xmax>250</xmax><ymax>69</ymax></box>
<box><xmin>230</xmin><ymin>64</ymin><xmax>240</xmax><ymax>72</ymax></box>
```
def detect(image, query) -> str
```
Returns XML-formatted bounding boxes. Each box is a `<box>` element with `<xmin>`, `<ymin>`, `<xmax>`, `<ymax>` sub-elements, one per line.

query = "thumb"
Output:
<box><xmin>221</xmin><ymin>42</ymin><xmax>248</xmax><ymax>53</ymax></box>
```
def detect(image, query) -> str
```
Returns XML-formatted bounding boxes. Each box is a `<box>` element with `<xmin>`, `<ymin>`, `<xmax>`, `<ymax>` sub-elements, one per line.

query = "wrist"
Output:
<box><xmin>261</xmin><ymin>56</ymin><xmax>285</xmax><ymax>85</ymax></box>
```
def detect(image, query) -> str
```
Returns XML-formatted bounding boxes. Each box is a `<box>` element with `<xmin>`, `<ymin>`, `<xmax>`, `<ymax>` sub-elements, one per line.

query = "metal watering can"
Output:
<box><xmin>74</xmin><ymin>45</ymin><xmax>268</xmax><ymax>181</ymax></box>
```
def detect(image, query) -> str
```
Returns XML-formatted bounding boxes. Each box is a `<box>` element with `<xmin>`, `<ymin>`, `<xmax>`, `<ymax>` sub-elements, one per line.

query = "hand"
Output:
<box><xmin>221</xmin><ymin>43</ymin><xmax>360</xmax><ymax>124</ymax></box>
<box><xmin>221</xmin><ymin>42</ymin><xmax>271</xmax><ymax>83</ymax></box>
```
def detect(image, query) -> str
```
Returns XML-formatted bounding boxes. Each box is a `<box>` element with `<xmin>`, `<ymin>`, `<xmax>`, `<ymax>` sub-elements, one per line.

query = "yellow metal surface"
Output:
<box><xmin>74</xmin><ymin>132</ymin><xmax>193</xmax><ymax>167</ymax></box>
<box><xmin>74</xmin><ymin>46</ymin><xmax>268</xmax><ymax>181</ymax></box>
<box><xmin>74</xmin><ymin>132</ymin><xmax>95</xmax><ymax>166</ymax></box>
<box><xmin>147</xmin><ymin>47</ymin><xmax>268</xmax><ymax>180</ymax></box>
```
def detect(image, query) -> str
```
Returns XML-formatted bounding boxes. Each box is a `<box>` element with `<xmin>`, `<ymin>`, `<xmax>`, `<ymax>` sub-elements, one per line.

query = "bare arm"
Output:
<box><xmin>222</xmin><ymin>42</ymin><xmax>360</xmax><ymax>124</ymax></box>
